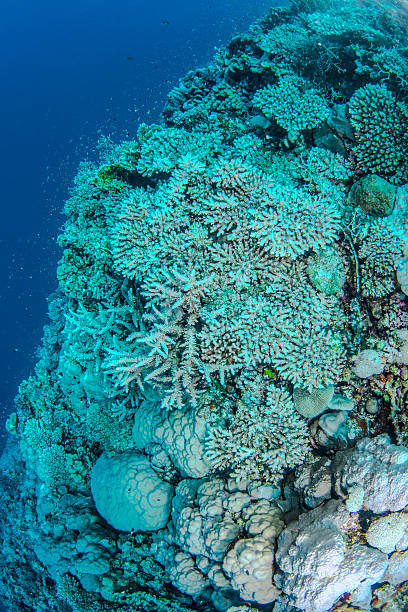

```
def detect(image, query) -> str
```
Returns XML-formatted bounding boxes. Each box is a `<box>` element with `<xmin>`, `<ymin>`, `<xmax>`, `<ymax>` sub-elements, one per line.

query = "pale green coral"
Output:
<box><xmin>306</xmin><ymin>247</ymin><xmax>346</xmax><ymax>296</ymax></box>
<box><xmin>136</xmin><ymin>124</ymin><xmax>222</xmax><ymax>176</ymax></box>
<box><xmin>357</xmin><ymin>219</ymin><xmax>406</xmax><ymax>298</ymax></box>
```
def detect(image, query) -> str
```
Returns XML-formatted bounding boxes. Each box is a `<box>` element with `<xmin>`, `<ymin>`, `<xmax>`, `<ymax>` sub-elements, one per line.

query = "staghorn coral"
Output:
<box><xmin>106</xmin><ymin>268</ymin><xmax>239</xmax><ymax>409</ymax></box>
<box><xmin>300</xmin><ymin>6</ymin><xmax>387</xmax><ymax>41</ymax></box>
<box><xmin>298</xmin><ymin>147</ymin><xmax>353</xmax><ymax>185</ymax></box>
<box><xmin>200</xmin><ymin>259</ymin><xmax>345</xmax><ymax>390</ymax></box>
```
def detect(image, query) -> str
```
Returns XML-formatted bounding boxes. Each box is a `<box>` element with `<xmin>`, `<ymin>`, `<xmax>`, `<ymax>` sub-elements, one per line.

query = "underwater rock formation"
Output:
<box><xmin>1</xmin><ymin>0</ymin><xmax>408</xmax><ymax>610</ymax></box>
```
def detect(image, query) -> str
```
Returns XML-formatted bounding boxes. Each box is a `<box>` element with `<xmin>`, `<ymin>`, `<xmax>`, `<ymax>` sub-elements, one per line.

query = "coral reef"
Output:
<box><xmin>349</xmin><ymin>83</ymin><xmax>408</xmax><ymax>184</ymax></box>
<box><xmin>2</xmin><ymin>0</ymin><xmax>408</xmax><ymax>610</ymax></box>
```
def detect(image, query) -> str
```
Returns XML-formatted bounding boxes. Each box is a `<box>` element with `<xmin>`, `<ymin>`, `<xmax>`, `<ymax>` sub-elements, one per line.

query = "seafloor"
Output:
<box><xmin>1</xmin><ymin>0</ymin><xmax>408</xmax><ymax>611</ymax></box>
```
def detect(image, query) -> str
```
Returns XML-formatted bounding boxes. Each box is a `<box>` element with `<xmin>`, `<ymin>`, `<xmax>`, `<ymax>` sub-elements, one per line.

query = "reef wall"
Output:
<box><xmin>2</xmin><ymin>0</ymin><xmax>408</xmax><ymax>611</ymax></box>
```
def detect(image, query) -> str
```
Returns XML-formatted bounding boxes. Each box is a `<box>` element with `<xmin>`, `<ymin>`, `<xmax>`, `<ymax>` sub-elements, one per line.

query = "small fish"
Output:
<box><xmin>127</xmin><ymin>56</ymin><xmax>133</xmax><ymax>60</ymax></box>
<box><xmin>161</xmin><ymin>20</ymin><xmax>170</xmax><ymax>25</ymax></box>
<box><xmin>264</xmin><ymin>368</ymin><xmax>277</xmax><ymax>380</ymax></box>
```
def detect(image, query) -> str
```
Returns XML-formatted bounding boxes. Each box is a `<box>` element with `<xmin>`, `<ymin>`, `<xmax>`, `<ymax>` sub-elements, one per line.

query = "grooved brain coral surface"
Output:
<box><xmin>90</xmin><ymin>451</ymin><xmax>173</xmax><ymax>531</ymax></box>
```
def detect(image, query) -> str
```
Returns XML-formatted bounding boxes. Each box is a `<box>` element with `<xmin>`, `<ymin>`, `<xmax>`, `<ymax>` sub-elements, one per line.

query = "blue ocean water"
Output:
<box><xmin>0</xmin><ymin>0</ymin><xmax>282</xmax><ymax>456</ymax></box>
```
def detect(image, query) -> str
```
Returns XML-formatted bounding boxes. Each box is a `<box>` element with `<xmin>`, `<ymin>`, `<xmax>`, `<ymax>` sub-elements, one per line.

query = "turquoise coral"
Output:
<box><xmin>3</xmin><ymin>1</ymin><xmax>408</xmax><ymax>611</ymax></box>
<box><xmin>253</xmin><ymin>73</ymin><xmax>330</xmax><ymax>140</ymax></box>
<box><xmin>109</xmin><ymin>156</ymin><xmax>346</xmax><ymax>400</ymax></box>
<box><xmin>349</xmin><ymin>83</ymin><xmax>408</xmax><ymax>184</ymax></box>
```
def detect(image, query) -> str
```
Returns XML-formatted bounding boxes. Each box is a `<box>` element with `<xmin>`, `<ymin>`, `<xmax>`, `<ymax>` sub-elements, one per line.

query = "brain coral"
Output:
<box><xmin>91</xmin><ymin>451</ymin><xmax>173</xmax><ymax>531</ymax></box>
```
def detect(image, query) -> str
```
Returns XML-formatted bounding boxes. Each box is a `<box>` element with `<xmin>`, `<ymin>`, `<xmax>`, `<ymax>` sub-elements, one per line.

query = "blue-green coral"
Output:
<box><xmin>3</xmin><ymin>1</ymin><xmax>408</xmax><ymax>611</ymax></box>
<box><xmin>205</xmin><ymin>376</ymin><xmax>310</xmax><ymax>483</ymax></box>
<box><xmin>349</xmin><ymin>83</ymin><xmax>408</xmax><ymax>184</ymax></box>
<box><xmin>253</xmin><ymin>73</ymin><xmax>330</xmax><ymax>140</ymax></box>
<box><xmin>109</xmin><ymin>157</ymin><xmax>345</xmax><ymax>402</ymax></box>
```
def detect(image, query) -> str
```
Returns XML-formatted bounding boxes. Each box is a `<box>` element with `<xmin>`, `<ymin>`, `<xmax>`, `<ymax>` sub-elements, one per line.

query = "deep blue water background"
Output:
<box><xmin>0</xmin><ymin>1</ymin><xmax>283</xmax><ymax>455</ymax></box>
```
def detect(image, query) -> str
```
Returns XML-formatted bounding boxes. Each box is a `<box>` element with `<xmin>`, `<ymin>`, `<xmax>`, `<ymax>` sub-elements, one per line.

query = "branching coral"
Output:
<box><xmin>136</xmin><ymin>124</ymin><xmax>222</xmax><ymax>176</ymax></box>
<box><xmin>355</xmin><ymin>219</ymin><xmax>406</xmax><ymax>298</ymax></box>
<box><xmin>205</xmin><ymin>377</ymin><xmax>310</xmax><ymax>483</ymax></box>
<box><xmin>253</xmin><ymin>73</ymin><xmax>330</xmax><ymax>140</ymax></box>
<box><xmin>109</xmin><ymin>156</ymin><xmax>345</xmax><ymax>400</ymax></box>
<box><xmin>349</xmin><ymin>83</ymin><xmax>408</xmax><ymax>184</ymax></box>
<box><xmin>106</xmin><ymin>269</ymin><xmax>222</xmax><ymax>409</ymax></box>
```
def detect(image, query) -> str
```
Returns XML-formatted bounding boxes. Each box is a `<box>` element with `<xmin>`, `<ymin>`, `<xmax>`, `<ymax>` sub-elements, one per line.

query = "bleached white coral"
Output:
<box><xmin>294</xmin><ymin>434</ymin><xmax>408</xmax><ymax>513</ymax></box>
<box><xmin>168</xmin><ymin>551</ymin><xmax>210</xmax><ymax>597</ymax></box>
<box><xmin>154</xmin><ymin>475</ymin><xmax>285</xmax><ymax>606</ymax></box>
<box><xmin>352</xmin><ymin>348</ymin><xmax>385</xmax><ymax>378</ymax></box>
<box><xmin>223</xmin><ymin>537</ymin><xmax>281</xmax><ymax>604</ymax></box>
<box><xmin>366</xmin><ymin>513</ymin><xmax>408</xmax><ymax>554</ymax></box>
<box><xmin>275</xmin><ymin>499</ymin><xmax>388</xmax><ymax>612</ymax></box>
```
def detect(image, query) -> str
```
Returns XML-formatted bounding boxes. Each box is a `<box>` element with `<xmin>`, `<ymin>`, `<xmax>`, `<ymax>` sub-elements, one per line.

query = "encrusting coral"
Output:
<box><xmin>2</xmin><ymin>0</ymin><xmax>408</xmax><ymax>610</ymax></box>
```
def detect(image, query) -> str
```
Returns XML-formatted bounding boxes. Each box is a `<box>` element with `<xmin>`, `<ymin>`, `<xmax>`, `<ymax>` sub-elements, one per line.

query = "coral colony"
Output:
<box><xmin>2</xmin><ymin>0</ymin><xmax>408</xmax><ymax>611</ymax></box>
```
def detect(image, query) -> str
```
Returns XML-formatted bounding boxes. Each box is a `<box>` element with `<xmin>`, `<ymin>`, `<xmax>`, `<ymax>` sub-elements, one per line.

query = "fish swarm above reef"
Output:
<box><xmin>2</xmin><ymin>1</ymin><xmax>408</xmax><ymax>611</ymax></box>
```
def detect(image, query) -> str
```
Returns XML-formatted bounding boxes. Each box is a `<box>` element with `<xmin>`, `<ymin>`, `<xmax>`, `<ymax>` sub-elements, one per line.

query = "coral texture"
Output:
<box><xmin>91</xmin><ymin>451</ymin><xmax>173</xmax><ymax>531</ymax></box>
<box><xmin>2</xmin><ymin>0</ymin><xmax>408</xmax><ymax>610</ymax></box>
<box><xmin>349</xmin><ymin>83</ymin><xmax>408</xmax><ymax>184</ymax></box>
